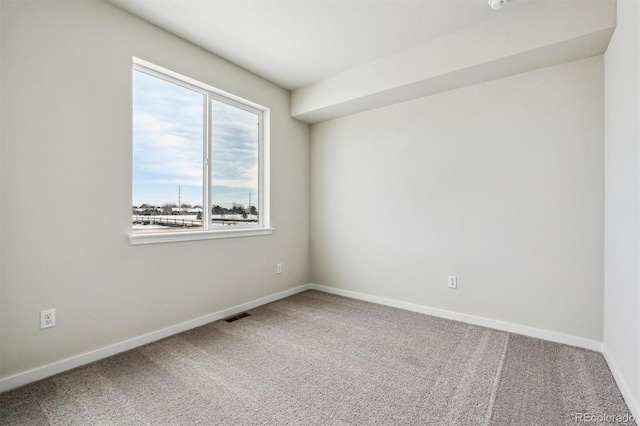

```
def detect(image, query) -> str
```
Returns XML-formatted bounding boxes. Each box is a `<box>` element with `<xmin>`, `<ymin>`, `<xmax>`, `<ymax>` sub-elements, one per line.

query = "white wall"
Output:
<box><xmin>0</xmin><ymin>0</ymin><xmax>309</xmax><ymax>379</ymax></box>
<box><xmin>603</xmin><ymin>0</ymin><xmax>640</xmax><ymax>414</ymax></box>
<box><xmin>311</xmin><ymin>56</ymin><xmax>604</xmax><ymax>341</ymax></box>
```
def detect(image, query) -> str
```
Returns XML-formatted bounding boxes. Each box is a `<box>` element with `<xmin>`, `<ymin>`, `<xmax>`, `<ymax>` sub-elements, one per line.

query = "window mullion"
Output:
<box><xmin>203</xmin><ymin>94</ymin><xmax>211</xmax><ymax>230</ymax></box>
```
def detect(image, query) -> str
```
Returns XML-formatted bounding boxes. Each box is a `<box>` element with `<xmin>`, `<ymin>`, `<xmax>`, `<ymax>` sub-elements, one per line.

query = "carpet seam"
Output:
<box><xmin>37</xmin><ymin>399</ymin><xmax>53</xmax><ymax>426</ymax></box>
<box><xmin>483</xmin><ymin>332</ymin><xmax>509</xmax><ymax>426</ymax></box>
<box><xmin>447</xmin><ymin>329</ymin><xmax>492</xmax><ymax>424</ymax></box>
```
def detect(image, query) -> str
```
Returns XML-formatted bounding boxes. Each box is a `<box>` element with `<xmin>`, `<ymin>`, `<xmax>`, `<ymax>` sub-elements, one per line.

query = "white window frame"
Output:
<box><xmin>129</xmin><ymin>58</ymin><xmax>271</xmax><ymax>245</ymax></box>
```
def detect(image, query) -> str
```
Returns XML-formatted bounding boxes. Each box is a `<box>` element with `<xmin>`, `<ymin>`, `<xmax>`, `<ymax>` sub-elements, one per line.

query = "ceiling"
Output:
<box><xmin>106</xmin><ymin>0</ymin><xmax>616</xmax><ymax>123</ymax></box>
<box><xmin>106</xmin><ymin>0</ymin><xmax>538</xmax><ymax>91</ymax></box>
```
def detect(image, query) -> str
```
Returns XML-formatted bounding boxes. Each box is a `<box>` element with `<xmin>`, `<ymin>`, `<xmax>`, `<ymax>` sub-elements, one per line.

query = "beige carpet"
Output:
<box><xmin>0</xmin><ymin>290</ymin><xmax>635</xmax><ymax>425</ymax></box>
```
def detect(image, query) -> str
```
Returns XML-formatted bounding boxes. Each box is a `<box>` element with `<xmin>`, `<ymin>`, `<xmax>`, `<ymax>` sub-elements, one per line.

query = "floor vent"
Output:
<box><xmin>224</xmin><ymin>312</ymin><xmax>251</xmax><ymax>323</ymax></box>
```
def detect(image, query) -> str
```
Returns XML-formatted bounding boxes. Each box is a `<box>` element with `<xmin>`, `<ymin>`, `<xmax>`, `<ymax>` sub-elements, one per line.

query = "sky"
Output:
<box><xmin>133</xmin><ymin>70</ymin><xmax>259</xmax><ymax>209</ymax></box>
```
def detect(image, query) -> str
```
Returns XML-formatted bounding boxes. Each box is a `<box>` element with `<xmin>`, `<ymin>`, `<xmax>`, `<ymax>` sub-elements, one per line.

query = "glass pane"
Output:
<box><xmin>210</xmin><ymin>99</ymin><xmax>259</xmax><ymax>228</ymax></box>
<box><xmin>132</xmin><ymin>70</ymin><xmax>204</xmax><ymax>232</ymax></box>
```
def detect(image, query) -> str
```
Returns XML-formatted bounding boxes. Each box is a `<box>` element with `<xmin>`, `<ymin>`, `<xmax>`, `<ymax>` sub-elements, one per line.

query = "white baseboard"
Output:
<box><xmin>0</xmin><ymin>283</ymin><xmax>610</xmax><ymax>394</ymax></box>
<box><xmin>0</xmin><ymin>284</ymin><xmax>311</xmax><ymax>393</ymax></box>
<box><xmin>309</xmin><ymin>284</ymin><xmax>602</xmax><ymax>352</ymax></box>
<box><xmin>602</xmin><ymin>344</ymin><xmax>640</xmax><ymax>421</ymax></box>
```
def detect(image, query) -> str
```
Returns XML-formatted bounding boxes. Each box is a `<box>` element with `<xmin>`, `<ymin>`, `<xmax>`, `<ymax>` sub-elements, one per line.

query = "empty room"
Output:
<box><xmin>0</xmin><ymin>0</ymin><xmax>638</xmax><ymax>424</ymax></box>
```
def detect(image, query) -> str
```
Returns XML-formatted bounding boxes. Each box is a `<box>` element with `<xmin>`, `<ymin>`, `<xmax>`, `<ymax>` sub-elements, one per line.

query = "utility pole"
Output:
<box><xmin>178</xmin><ymin>185</ymin><xmax>181</xmax><ymax>214</ymax></box>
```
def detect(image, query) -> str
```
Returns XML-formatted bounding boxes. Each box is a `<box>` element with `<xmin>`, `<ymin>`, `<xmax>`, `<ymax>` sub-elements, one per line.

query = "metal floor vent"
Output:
<box><xmin>224</xmin><ymin>312</ymin><xmax>251</xmax><ymax>323</ymax></box>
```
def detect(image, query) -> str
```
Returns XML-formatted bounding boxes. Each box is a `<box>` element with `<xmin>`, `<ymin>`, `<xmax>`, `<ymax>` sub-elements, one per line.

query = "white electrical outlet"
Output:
<box><xmin>277</xmin><ymin>263</ymin><xmax>283</xmax><ymax>274</ymax></box>
<box><xmin>40</xmin><ymin>309</ymin><xmax>56</xmax><ymax>329</ymax></box>
<box><xmin>448</xmin><ymin>276</ymin><xmax>457</xmax><ymax>289</ymax></box>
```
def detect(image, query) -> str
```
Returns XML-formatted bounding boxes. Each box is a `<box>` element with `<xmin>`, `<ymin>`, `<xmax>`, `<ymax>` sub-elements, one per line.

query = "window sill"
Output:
<box><xmin>129</xmin><ymin>227</ymin><xmax>273</xmax><ymax>245</ymax></box>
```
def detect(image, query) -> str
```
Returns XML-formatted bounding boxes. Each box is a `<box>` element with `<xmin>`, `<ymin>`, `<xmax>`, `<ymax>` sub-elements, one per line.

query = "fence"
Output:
<box><xmin>132</xmin><ymin>216</ymin><xmax>202</xmax><ymax>228</ymax></box>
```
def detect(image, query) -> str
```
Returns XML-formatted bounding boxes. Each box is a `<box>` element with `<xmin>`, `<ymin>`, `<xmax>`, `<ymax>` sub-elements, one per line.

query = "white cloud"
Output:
<box><xmin>133</xmin><ymin>70</ymin><xmax>260</xmax><ymax>206</ymax></box>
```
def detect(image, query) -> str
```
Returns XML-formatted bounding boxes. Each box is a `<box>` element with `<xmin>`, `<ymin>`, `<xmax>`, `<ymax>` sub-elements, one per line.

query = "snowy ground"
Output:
<box><xmin>132</xmin><ymin>214</ymin><xmax>258</xmax><ymax>231</ymax></box>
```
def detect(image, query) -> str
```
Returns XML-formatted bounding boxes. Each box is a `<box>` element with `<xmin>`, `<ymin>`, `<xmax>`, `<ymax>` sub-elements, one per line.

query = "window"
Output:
<box><xmin>130</xmin><ymin>59</ymin><xmax>270</xmax><ymax>244</ymax></box>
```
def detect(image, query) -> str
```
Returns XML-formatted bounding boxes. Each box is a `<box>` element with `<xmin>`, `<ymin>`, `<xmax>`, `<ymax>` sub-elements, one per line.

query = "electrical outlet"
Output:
<box><xmin>40</xmin><ymin>309</ymin><xmax>56</xmax><ymax>329</ymax></box>
<box><xmin>277</xmin><ymin>263</ymin><xmax>283</xmax><ymax>274</ymax></box>
<box><xmin>448</xmin><ymin>276</ymin><xmax>457</xmax><ymax>289</ymax></box>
